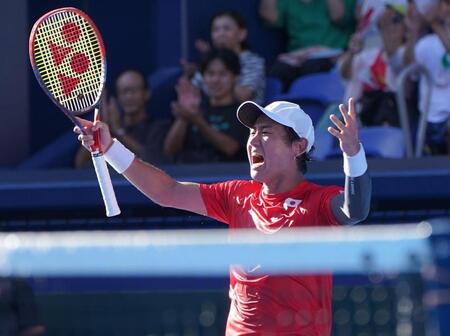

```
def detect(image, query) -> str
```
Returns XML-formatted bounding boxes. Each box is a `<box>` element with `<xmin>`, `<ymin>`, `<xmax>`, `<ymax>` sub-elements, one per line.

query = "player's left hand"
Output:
<box><xmin>328</xmin><ymin>97</ymin><xmax>361</xmax><ymax>156</ymax></box>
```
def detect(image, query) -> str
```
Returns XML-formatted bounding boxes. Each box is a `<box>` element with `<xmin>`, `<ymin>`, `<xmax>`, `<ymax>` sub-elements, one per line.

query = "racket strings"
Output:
<box><xmin>33</xmin><ymin>10</ymin><xmax>105</xmax><ymax>113</ymax></box>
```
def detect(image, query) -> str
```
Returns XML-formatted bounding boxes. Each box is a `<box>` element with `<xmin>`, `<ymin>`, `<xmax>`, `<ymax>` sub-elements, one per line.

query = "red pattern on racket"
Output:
<box><xmin>29</xmin><ymin>7</ymin><xmax>120</xmax><ymax>217</ymax></box>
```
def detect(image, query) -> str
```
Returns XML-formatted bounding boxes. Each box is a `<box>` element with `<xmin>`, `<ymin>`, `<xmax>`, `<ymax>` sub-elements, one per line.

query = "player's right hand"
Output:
<box><xmin>73</xmin><ymin>118</ymin><xmax>113</xmax><ymax>154</ymax></box>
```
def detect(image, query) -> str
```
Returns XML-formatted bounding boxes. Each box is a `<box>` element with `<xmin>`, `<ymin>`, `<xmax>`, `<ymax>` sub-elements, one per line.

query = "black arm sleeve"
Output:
<box><xmin>331</xmin><ymin>171</ymin><xmax>372</xmax><ymax>225</ymax></box>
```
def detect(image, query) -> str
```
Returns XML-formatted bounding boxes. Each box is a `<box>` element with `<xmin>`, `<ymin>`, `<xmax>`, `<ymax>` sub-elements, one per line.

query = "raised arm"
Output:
<box><xmin>339</xmin><ymin>33</ymin><xmax>363</xmax><ymax>80</ymax></box>
<box><xmin>75</xmin><ymin>119</ymin><xmax>207</xmax><ymax>215</ymax></box>
<box><xmin>327</xmin><ymin>98</ymin><xmax>371</xmax><ymax>225</ymax></box>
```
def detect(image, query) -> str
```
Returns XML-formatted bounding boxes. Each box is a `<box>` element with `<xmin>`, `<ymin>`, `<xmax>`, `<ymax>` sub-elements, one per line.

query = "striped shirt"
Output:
<box><xmin>194</xmin><ymin>50</ymin><xmax>266</xmax><ymax>104</ymax></box>
<box><xmin>239</xmin><ymin>50</ymin><xmax>266</xmax><ymax>104</ymax></box>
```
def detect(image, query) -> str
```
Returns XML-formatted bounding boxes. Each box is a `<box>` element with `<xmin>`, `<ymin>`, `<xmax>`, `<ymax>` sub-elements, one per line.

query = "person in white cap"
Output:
<box><xmin>74</xmin><ymin>97</ymin><xmax>371</xmax><ymax>335</ymax></box>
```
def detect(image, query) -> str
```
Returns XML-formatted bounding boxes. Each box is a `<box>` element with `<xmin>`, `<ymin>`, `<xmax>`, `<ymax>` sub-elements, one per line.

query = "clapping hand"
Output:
<box><xmin>172</xmin><ymin>77</ymin><xmax>202</xmax><ymax>122</ymax></box>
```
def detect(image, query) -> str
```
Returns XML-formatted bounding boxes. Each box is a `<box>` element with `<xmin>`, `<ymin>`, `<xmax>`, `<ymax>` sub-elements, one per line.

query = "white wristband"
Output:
<box><xmin>104</xmin><ymin>139</ymin><xmax>135</xmax><ymax>174</ymax></box>
<box><xmin>343</xmin><ymin>144</ymin><xmax>368</xmax><ymax>177</ymax></box>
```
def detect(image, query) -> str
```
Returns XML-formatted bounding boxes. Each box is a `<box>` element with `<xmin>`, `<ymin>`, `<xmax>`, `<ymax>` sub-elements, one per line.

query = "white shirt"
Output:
<box><xmin>415</xmin><ymin>34</ymin><xmax>450</xmax><ymax>123</ymax></box>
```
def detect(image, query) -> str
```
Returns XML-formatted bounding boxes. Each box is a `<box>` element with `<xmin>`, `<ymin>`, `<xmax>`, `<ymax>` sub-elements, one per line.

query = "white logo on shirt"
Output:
<box><xmin>282</xmin><ymin>198</ymin><xmax>302</xmax><ymax>210</ymax></box>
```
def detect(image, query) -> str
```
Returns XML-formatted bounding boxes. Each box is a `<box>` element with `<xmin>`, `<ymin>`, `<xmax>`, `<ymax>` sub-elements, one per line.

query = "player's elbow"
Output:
<box><xmin>347</xmin><ymin>206</ymin><xmax>370</xmax><ymax>225</ymax></box>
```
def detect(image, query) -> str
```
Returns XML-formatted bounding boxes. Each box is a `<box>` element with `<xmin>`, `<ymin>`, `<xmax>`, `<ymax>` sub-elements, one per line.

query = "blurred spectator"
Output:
<box><xmin>184</xmin><ymin>10</ymin><xmax>266</xmax><ymax>104</ymax></box>
<box><xmin>339</xmin><ymin>3</ymin><xmax>415</xmax><ymax>127</ymax></box>
<box><xmin>355</xmin><ymin>0</ymin><xmax>410</xmax><ymax>46</ymax></box>
<box><xmin>259</xmin><ymin>0</ymin><xmax>356</xmax><ymax>90</ymax></box>
<box><xmin>415</xmin><ymin>0</ymin><xmax>450</xmax><ymax>154</ymax></box>
<box><xmin>75</xmin><ymin>69</ymin><xmax>172</xmax><ymax>168</ymax></box>
<box><xmin>0</xmin><ymin>278</ymin><xmax>45</xmax><ymax>336</ymax></box>
<box><xmin>164</xmin><ymin>49</ymin><xmax>247</xmax><ymax>163</ymax></box>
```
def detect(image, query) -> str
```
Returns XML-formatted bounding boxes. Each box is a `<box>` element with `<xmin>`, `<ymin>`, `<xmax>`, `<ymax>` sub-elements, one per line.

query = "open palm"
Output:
<box><xmin>328</xmin><ymin>97</ymin><xmax>361</xmax><ymax>156</ymax></box>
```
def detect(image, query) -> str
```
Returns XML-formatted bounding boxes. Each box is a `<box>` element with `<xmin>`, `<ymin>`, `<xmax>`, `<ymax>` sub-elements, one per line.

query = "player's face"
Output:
<box><xmin>203</xmin><ymin>59</ymin><xmax>236</xmax><ymax>101</ymax></box>
<box><xmin>116</xmin><ymin>72</ymin><xmax>150</xmax><ymax>116</ymax></box>
<box><xmin>211</xmin><ymin>15</ymin><xmax>246</xmax><ymax>51</ymax></box>
<box><xmin>247</xmin><ymin>116</ymin><xmax>299</xmax><ymax>184</ymax></box>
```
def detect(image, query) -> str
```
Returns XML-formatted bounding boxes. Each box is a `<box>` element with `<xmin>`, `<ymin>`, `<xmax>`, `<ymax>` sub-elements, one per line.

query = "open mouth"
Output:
<box><xmin>251</xmin><ymin>154</ymin><xmax>264</xmax><ymax>166</ymax></box>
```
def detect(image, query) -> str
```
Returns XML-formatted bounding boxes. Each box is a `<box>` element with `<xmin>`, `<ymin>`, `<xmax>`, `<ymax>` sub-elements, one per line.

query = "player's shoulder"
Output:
<box><xmin>302</xmin><ymin>180</ymin><xmax>342</xmax><ymax>197</ymax></box>
<box><xmin>227</xmin><ymin>179</ymin><xmax>260</xmax><ymax>191</ymax></box>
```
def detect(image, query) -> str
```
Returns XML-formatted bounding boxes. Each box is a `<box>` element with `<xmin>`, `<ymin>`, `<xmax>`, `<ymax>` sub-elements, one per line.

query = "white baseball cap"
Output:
<box><xmin>237</xmin><ymin>101</ymin><xmax>315</xmax><ymax>152</ymax></box>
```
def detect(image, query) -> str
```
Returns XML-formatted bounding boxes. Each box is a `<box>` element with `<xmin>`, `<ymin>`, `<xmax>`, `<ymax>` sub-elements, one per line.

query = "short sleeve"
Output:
<box><xmin>318</xmin><ymin>186</ymin><xmax>343</xmax><ymax>226</ymax></box>
<box><xmin>199</xmin><ymin>180</ymin><xmax>243</xmax><ymax>224</ymax></box>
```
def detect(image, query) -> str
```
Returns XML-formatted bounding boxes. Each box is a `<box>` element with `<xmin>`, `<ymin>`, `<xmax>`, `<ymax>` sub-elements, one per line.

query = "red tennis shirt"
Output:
<box><xmin>199</xmin><ymin>179</ymin><xmax>343</xmax><ymax>335</ymax></box>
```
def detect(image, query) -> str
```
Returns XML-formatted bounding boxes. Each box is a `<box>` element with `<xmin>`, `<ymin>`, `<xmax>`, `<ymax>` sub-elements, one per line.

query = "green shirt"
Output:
<box><xmin>276</xmin><ymin>0</ymin><xmax>356</xmax><ymax>51</ymax></box>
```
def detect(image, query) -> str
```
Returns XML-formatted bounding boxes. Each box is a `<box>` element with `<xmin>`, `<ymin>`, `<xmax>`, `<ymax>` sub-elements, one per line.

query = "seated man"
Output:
<box><xmin>164</xmin><ymin>49</ymin><xmax>248</xmax><ymax>163</ymax></box>
<box><xmin>75</xmin><ymin>69</ymin><xmax>172</xmax><ymax>168</ymax></box>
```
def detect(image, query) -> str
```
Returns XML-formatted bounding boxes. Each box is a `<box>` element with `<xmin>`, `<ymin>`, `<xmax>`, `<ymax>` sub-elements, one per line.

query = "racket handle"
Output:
<box><xmin>91</xmin><ymin>153</ymin><xmax>121</xmax><ymax>217</ymax></box>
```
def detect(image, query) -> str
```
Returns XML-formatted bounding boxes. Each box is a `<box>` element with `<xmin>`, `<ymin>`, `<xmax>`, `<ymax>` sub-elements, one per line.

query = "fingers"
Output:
<box><xmin>75</xmin><ymin>117</ymin><xmax>94</xmax><ymax>130</ymax></box>
<box><xmin>92</xmin><ymin>120</ymin><xmax>108</xmax><ymax>132</ymax></box>
<box><xmin>338</xmin><ymin>103</ymin><xmax>351</xmax><ymax>125</ymax></box>
<box><xmin>327</xmin><ymin>126</ymin><xmax>342</xmax><ymax>140</ymax></box>
<box><xmin>77</xmin><ymin>132</ymin><xmax>95</xmax><ymax>150</ymax></box>
<box><xmin>73</xmin><ymin>124</ymin><xmax>90</xmax><ymax>136</ymax></box>
<box><xmin>348</xmin><ymin>97</ymin><xmax>356</xmax><ymax>119</ymax></box>
<box><xmin>338</xmin><ymin>98</ymin><xmax>357</xmax><ymax>126</ymax></box>
<box><xmin>330</xmin><ymin>114</ymin><xmax>346</xmax><ymax>132</ymax></box>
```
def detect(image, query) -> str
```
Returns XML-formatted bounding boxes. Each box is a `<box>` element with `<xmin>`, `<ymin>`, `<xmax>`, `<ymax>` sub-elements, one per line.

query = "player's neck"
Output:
<box><xmin>262</xmin><ymin>173</ymin><xmax>305</xmax><ymax>195</ymax></box>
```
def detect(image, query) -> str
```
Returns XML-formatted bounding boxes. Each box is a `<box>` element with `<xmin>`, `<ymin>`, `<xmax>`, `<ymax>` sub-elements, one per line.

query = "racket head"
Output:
<box><xmin>29</xmin><ymin>7</ymin><xmax>106</xmax><ymax>116</ymax></box>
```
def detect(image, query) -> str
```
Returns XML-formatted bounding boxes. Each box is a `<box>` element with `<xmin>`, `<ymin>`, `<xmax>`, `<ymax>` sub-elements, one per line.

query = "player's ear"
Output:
<box><xmin>293</xmin><ymin>138</ymin><xmax>307</xmax><ymax>157</ymax></box>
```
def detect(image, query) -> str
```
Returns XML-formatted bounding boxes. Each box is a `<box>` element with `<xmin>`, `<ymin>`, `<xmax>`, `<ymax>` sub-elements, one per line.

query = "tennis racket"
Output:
<box><xmin>29</xmin><ymin>7</ymin><xmax>121</xmax><ymax>217</ymax></box>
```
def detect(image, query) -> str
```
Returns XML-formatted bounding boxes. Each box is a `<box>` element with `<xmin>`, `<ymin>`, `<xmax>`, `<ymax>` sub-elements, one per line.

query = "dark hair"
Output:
<box><xmin>199</xmin><ymin>48</ymin><xmax>241</xmax><ymax>76</ymax></box>
<box><xmin>282</xmin><ymin>126</ymin><xmax>314</xmax><ymax>174</ymax></box>
<box><xmin>115</xmin><ymin>69</ymin><xmax>149</xmax><ymax>90</ymax></box>
<box><xmin>210</xmin><ymin>10</ymin><xmax>250</xmax><ymax>50</ymax></box>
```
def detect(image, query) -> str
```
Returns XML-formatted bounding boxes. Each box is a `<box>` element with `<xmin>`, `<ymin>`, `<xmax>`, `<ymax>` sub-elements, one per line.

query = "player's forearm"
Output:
<box><xmin>342</xmin><ymin>172</ymin><xmax>371</xmax><ymax>223</ymax></box>
<box><xmin>104</xmin><ymin>139</ymin><xmax>206</xmax><ymax>214</ymax></box>
<box><xmin>193</xmin><ymin>116</ymin><xmax>240</xmax><ymax>157</ymax></box>
<box><xmin>332</xmin><ymin>146</ymin><xmax>371</xmax><ymax>225</ymax></box>
<box><xmin>123</xmin><ymin>158</ymin><xmax>179</xmax><ymax>207</ymax></box>
<box><xmin>259</xmin><ymin>0</ymin><xmax>279</xmax><ymax>24</ymax></box>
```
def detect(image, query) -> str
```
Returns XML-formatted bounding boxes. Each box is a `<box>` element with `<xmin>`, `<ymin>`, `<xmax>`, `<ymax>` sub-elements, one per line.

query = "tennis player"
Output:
<box><xmin>75</xmin><ymin>97</ymin><xmax>371</xmax><ymax>335</ymax></box>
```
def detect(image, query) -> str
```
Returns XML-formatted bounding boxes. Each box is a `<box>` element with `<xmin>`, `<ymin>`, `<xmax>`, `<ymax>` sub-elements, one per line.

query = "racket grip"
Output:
<box><xmin>91</xmin><ymin>153</ymin><xmax>121</xmax><ymax>217</ymax></box>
